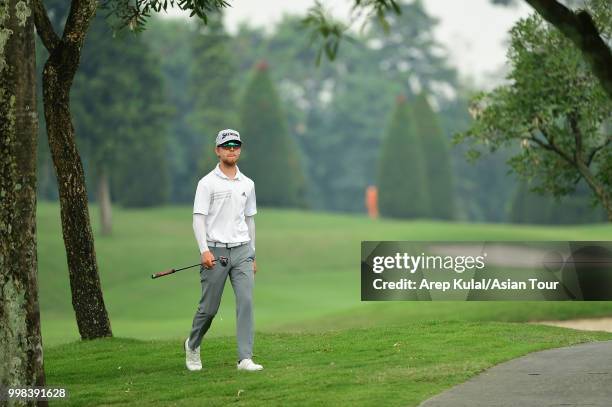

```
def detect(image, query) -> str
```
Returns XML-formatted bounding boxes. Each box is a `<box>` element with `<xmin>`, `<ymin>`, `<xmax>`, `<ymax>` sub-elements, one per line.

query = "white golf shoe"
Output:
<box><xmin>185</xmin><ymin>338</ymin><xmax>202</xmax><ymax>371</ymax></box>
<box><xmin>237</xmin><ymin>358</ymin><xmax>263</xmax><ymax>371</ymax></box>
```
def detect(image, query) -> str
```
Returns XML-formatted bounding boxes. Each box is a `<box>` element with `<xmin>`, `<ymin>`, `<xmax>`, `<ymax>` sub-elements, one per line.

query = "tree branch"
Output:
<box><xmin>528</xmin><ymin>127</ymin><xmax>575</xmax><ymax>165</ymax></box>
<box><xmin>532</xmin><ymin>121</ymin><xmax>611</xmax><ymax>218</ymax></box>
<box><xmin>524</xmin><ymin>0</ymin><xmax>612</xmax><ymax>99</ymax></box>
<box><xmin>32</xmin><ymin>0</ymin><xmax>60</xmax><ymax>52</ymax></box>
<box><xmin>574</xmin><ymin>152</ymin><xmax>612</xmax><ymax>221</ymax></box>
<box><xmin>44</xmin><ymin>0</ymin><xmax>98</xmax><ymax>85</ymax></box>
<box><xmin>63</xmin><ymin>0</ymin><xmax>97</xmax><ymax>46</ymax></box>
<box><xmin>587</xmin><ymin>135</ymin><xmax>612</xmax><ymax>166</ymax></box>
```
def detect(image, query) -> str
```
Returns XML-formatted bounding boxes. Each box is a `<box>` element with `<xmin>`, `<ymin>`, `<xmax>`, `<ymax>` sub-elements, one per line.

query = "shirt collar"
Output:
<box><xmin>214</xmin><ymin>163</ymin><xmax>242</xmax><ymax>180</ymax></box>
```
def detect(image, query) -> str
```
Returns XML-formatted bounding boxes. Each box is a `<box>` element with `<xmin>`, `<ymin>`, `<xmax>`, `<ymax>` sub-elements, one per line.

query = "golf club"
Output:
<box><xmin>151</xmin><ymin>256</ymin><xmax>229</xmax><ymax>279</ymax></box>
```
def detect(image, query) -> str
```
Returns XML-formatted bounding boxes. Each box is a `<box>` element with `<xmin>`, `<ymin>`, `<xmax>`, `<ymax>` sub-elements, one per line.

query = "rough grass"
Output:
<box><xmin>45</xmin><ymin>322</ymin><xmax>612</xmax><ymax>406</ymax></box>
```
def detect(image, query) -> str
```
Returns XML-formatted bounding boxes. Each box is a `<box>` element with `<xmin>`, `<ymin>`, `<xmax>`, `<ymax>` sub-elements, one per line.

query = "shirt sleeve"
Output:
<box><xmin>245</xmin><ymin>182</ymin><xmax>257</xmax><ymax>216</ymax></box>
<box><xmin>193</xmin><ymin>180</ymin><xmax>211</xmax><ymax>215</ymax></box>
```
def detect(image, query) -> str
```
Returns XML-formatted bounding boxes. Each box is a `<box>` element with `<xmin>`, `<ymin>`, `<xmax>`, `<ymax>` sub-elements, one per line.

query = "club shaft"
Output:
<box><xmin>152</xmin><ymin>257</ymin><xmax>228</xmax><ymax>279</ymax></box>
<box><xmin>174</xmin><ymin>263</ymin><xmax>201</xmax><ymax>272</ymax></box>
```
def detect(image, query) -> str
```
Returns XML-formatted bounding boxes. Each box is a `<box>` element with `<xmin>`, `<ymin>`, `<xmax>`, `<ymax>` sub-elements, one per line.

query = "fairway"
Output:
<box><xmin>37</xmin><ymin>202</ymin><xmax>612</xmax><ymax>346</ymax></box>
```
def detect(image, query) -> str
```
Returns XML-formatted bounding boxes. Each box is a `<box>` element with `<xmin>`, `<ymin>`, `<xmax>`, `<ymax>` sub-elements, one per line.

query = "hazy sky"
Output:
<box><xmin>167</xmin><ymin>0</ymin><xmax>533</xmax><ymax>85</ymax></box>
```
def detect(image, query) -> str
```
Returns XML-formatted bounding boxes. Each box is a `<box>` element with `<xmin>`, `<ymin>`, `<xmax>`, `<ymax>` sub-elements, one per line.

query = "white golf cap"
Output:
<box><xmin>216</xmin><ymin>129</ymin><xmax>242</xmax><ymax>146</ymax></box>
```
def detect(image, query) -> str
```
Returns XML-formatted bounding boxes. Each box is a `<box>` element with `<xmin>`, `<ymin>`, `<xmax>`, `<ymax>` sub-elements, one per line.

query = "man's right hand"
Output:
<box><xmin>201</xmin><ymin>250</ymin><xmax>216</xmax><ymax>269</ymax></box>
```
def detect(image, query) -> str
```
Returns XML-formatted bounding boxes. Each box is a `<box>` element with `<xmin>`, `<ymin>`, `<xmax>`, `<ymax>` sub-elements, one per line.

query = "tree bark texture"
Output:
<box><xmin>38</xmin><ymin>0</ymin><xmax>112</xmax><ymax>339</ymax></box>
<box><xmin>97</xmin><ymin>168</ymin><xmax>112</xmax><ymax>236</ymax></box>
<box><xmin>0</xmin><ymin>0</ymin><xmax>47</xmax><ymax>401</ymax></box>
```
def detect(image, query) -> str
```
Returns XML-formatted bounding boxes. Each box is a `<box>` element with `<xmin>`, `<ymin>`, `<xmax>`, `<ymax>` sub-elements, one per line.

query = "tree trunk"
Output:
<box><xmin>40</xmin><ymin>0</ymin><xmax>112</xmax><ymax>339</ymax></box>
<box><xmin>97</xmin><ymin>168</ymin><xmax>112</xmax><ymax>236</ymax></box>
<box><xmin>0</xmin><ymin>0</ymin><xmax>47</xmax><ymax>399</ymax></box>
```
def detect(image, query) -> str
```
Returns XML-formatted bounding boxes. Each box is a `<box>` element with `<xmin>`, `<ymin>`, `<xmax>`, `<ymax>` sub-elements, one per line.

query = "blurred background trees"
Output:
<box><xmin>72</xmin><ymin>14</ymin><xmax>171</xmax><ymax>234</ymax></box>
<box><xmin>35</xmin><ymin>0</ymin><xmax>610</xmax><ymax>224</ymax></box>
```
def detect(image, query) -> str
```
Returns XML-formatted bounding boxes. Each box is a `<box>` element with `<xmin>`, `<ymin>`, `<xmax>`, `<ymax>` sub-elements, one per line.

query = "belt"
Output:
<box><xmin>207</xmin><ymin>241</ymin><xmax>247</xmax><ymax>249</ymax></box>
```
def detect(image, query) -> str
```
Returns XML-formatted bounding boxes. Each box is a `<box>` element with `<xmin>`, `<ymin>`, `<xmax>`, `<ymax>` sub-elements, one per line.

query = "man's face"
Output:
<box><xmin>216</xmin><ymin>143</ymin><xmax>241</xmax><ymax>165</ymax></box>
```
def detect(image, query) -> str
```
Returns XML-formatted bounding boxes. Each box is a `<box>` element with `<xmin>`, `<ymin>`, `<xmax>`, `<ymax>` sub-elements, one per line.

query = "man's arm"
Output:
<box><xmin>193</xmin><ymin>214</ymin><xmax>208</xmax><ymax>253</ymax></box>
<box><xmin>245</xmin><ymin>216</ymin><xmax>255</xmax><ymax>253</ymax></box>
<box><xmin>245</xmin><ymin>215</ymin><xmax>257</xmax><ymax>274</ymax></box>
<box><xmin>245</xmin><ymin>182</ymin><xmax>257</xmax><ymax>272</ymax></box>
<box><xmin>193</xmin><ymin>214</ymin><xmax>215</xmax><ymax>268</ymax></box>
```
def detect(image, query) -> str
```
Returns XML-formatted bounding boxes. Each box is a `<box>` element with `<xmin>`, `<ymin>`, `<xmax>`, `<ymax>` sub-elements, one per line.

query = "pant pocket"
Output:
<box><xmin>246</xmin><ymin>244</ymin><xmax>255</xmax><ymax>261</ymax></box>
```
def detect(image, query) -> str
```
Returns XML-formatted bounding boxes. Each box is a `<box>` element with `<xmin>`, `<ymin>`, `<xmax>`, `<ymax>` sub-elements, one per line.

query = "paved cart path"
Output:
<box><xmin>418</xmin><ymin>340</ymin><xmax>612</xmax><ymax>407</ymax></box>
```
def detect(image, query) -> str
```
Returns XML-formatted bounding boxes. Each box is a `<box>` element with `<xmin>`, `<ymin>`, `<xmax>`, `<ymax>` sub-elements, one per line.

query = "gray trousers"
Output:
<box><xmin>188</xmin><ymin>243</ymin><xmax>255</xmax><ymax>361</ymax></box>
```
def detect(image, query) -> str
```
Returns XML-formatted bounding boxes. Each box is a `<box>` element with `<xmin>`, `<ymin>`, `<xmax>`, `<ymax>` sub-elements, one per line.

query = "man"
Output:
<box><xmin>185</xmin><ymin>128</ymin><xmax>263</xmax><ymax>372</ymax></box>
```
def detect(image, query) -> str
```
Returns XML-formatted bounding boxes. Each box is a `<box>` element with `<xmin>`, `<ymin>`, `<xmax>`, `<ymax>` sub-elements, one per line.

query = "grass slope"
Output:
<box><xmin>46</xmin><ymin>322</ymin><xmax>612</xmax><ymax>406</ymax></box>
<box><xmin>37</xmin><ymin>202</ymin><xmax>612</xmax><ymax>346</ymax></box>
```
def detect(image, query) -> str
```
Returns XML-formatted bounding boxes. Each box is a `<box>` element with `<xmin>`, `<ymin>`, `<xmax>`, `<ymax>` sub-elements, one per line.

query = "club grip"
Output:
<box><xmin>151</xmin><ymin>268</ymin><xmax>176</xmax><ymax>279</ymax></box>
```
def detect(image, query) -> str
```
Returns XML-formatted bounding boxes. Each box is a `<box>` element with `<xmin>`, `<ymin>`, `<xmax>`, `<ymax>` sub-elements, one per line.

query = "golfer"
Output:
<box><xmin>185</xmin><ymin>129</ymin><xmax>263</xmax><ymax>372</ymax></box>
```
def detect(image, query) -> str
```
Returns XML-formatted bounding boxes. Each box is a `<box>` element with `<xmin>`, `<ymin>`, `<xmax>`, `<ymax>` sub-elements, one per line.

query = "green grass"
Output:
<box><xmin>37</xmin><ymin>202</ymin><xmax>612</xmax><ymax>346</ymax></box>
<box><xmin>39</xmin><ymin>202</ymin><xmax>612</xmax><ymax>405</ymax></box>
<box><xmin>45</xmin><ymin>322</ymin><xmax>612</xmax><ymax>406</ymax></box>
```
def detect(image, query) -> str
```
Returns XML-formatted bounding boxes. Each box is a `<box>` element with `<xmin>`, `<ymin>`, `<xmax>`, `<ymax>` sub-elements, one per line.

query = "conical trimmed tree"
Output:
<box><xmin>412</xmin><ymin>93</ymin><xmax>455</xmax><ymax>219</ymax></box>
<box><xmin>378</xmin><ymin>96</ymin><xmax>430</xmax><ymax>218</ymax></box>
<box><xmin>238</xmin><ymin>61</ymin><xmax>306</xmax><ymax>207</ymax></box>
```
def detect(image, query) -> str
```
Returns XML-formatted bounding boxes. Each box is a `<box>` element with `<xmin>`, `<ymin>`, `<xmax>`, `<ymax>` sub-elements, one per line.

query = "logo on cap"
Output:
<box><xmin>216</xmin><ymin>129</ymin><xmax>241</xmax><ymax>146</ymax></box>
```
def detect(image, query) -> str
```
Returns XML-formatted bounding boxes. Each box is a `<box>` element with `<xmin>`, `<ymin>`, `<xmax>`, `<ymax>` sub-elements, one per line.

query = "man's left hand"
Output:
<box><xmin>253</xmin><ymin>260</ymin><xmax>257</xmax><ymax>275</ymax></box>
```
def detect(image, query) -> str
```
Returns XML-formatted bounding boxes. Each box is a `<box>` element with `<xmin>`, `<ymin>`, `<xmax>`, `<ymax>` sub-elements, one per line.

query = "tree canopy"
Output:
<box><xmin>455</xmin><ymin>0</ymin><xmax>612</xmax><ymax>220</ymax></box>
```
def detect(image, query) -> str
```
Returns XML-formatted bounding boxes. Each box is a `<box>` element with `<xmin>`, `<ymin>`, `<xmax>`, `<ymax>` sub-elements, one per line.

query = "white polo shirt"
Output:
<box><xmin>193</xmin><ymin>164</ymin><xmax>257</xmax><ymax>244</ymax></box>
